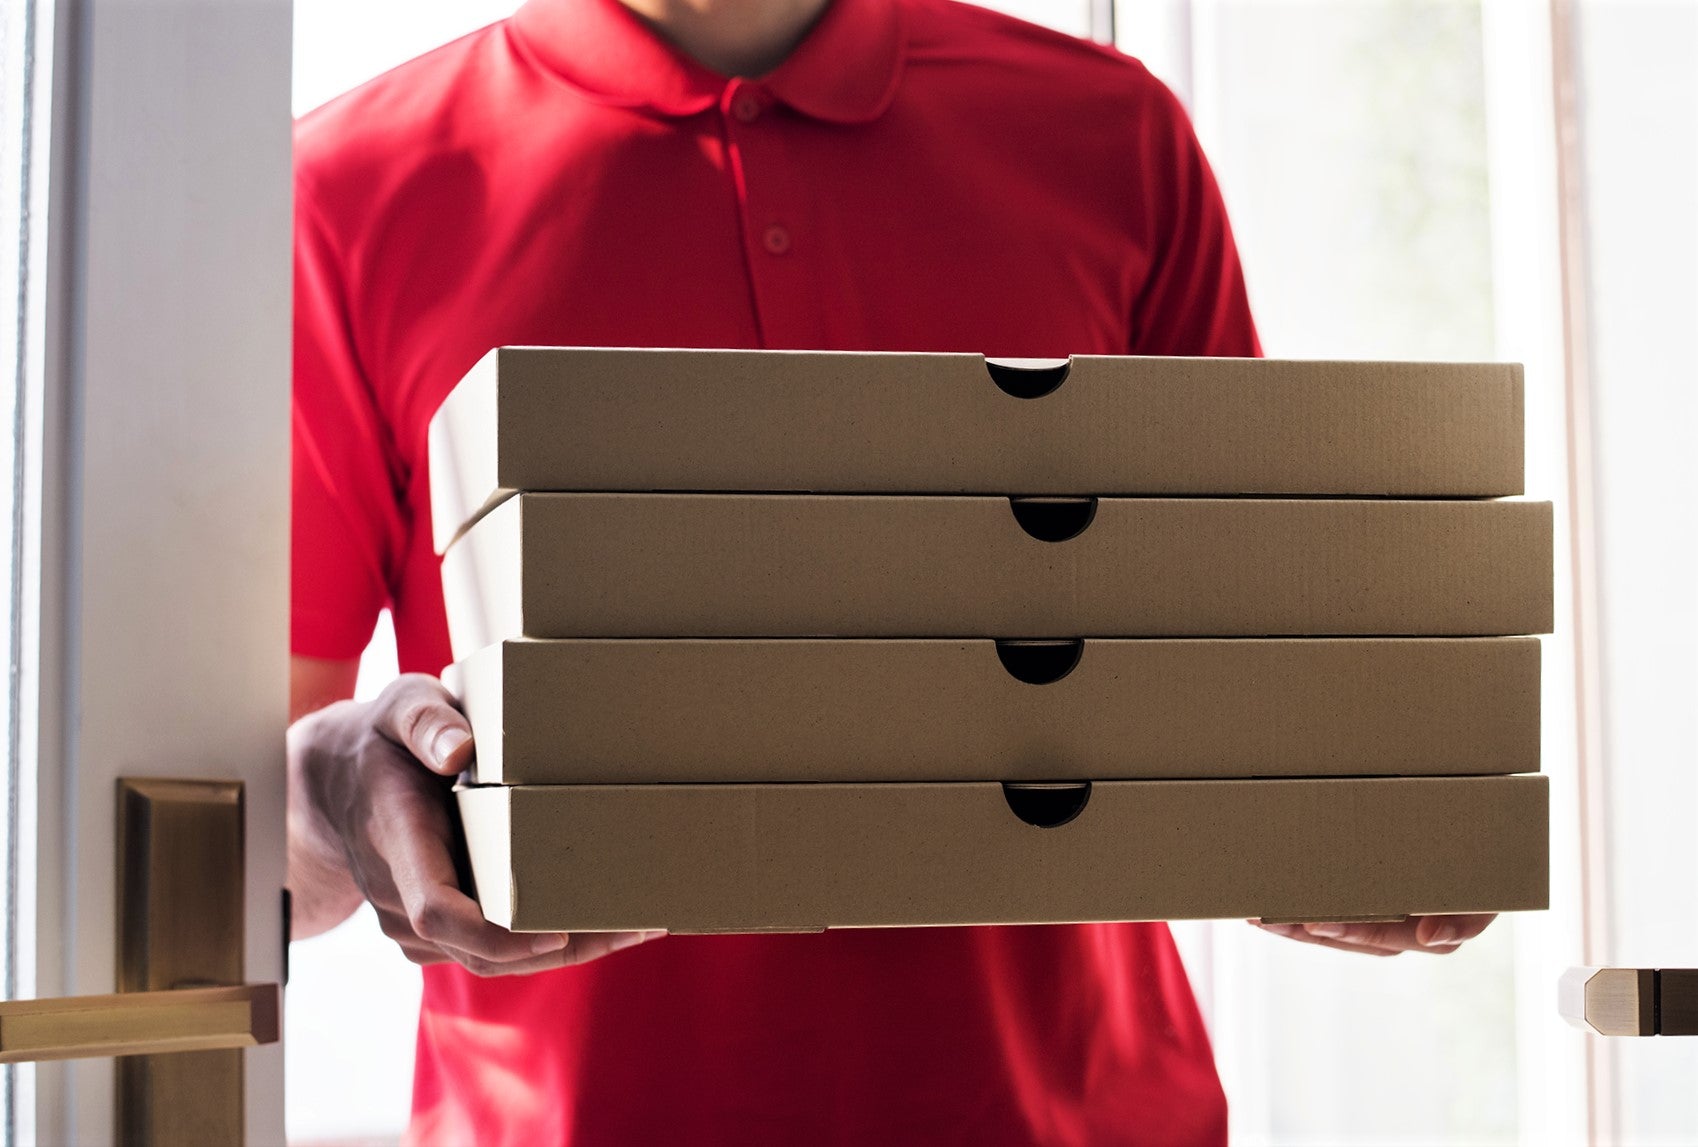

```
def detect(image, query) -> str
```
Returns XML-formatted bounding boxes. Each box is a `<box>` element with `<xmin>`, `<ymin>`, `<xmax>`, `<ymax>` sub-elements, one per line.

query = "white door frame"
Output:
<box><xmin>19</xmin><ymin>0</ymin><xmax>293</xmax><ymax>1142</ymax></box>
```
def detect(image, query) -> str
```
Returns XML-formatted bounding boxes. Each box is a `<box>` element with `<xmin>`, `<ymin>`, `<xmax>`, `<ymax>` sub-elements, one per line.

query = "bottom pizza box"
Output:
<box><xmin>457</xmin><ymin>775</ymin><xmax>1548</xmax><ymax>934</ymax></box>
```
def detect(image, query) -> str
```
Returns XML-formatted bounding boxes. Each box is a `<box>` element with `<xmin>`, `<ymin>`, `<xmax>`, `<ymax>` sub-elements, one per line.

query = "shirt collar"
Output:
<box><xmin>509</xmin><ymin>0</ymin><xmax>907</xmax><ymax>124</ymax></box>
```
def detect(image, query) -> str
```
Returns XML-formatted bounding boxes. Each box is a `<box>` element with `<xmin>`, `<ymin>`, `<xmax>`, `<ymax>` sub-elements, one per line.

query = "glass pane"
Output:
<box><xmin>1176</xmin><ymin>3</ymin><xmax>1519</xmax><ymax>1143</ymax></box>
<box><xmin>0</xmin><ymin>0</ymin><xmax>36</xmax><ymax>1140</ymax></box>
<box><xmin>1197</xmin><ymin>1</ymin><xmax>1494</xmax><ymax>361</ymax></box>
<box><xmin>1574</xmin><ymin>2</ymin><xmax>1698</xmax><ymax>1142</ymax></box>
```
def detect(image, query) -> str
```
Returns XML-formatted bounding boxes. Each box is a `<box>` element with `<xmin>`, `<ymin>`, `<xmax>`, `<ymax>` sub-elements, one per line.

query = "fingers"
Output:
<box><xmin>365</xmin><ymin>777</ymin><xmax>546</xmax><ymax>966</ymax></box>
<box><xmin>1414</xmin><ymin>913</ymin><xmax>1496</xmax><ymax>948</ymax></box>
<box><xmin>371</xmin><ymin>674</ymin><xmax>474</xmax><ymax>776</ymax></box>
<box><xmin>358</xmin><ymin>750</ymin><xmax>663</xmax><ymax>975</ymax></box>
<box><xmin>1249</xmin><ymin>913</ymin><xmax>1498</xmax><ymax>956</ymax></box>
<box><xmin>561</xmin><ymin>930</ymin><xmax>667</xmax><ymax>966</ymax></box>
<box><xmin>1251</xmin><ymin>922</ymin><xmax>1403</xmax><ymax>957</ymax></box>
<box><xmin>329</xmin><ymin>679</ymin><xmax>665</xmax><ymax>978</ymax></box>
<box><xmin>1302</xmin><ymin>919</ymin><xmax>1426</xmax><ymax>951</ymax></box>
<box><xmin>376</xmin><ymin>909</ymin><xmax>664</xmax><ymax>976</ymax></box>
<box><xmin>434</xmin><ymin>930</ymin><xmax>666</xmax><ymax>977</ymax></box>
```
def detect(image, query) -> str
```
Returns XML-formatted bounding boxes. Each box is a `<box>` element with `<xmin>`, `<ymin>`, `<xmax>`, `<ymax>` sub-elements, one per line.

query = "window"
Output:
<box><xmin>0</xmin><ymin>0</ymin><xmax>40</xmax><ymax>1139</ymax></box>
<box><xmin>1571</xmin><ymin>3</ymin><xmax>1698</xmax><ymax>1141</ymax></box>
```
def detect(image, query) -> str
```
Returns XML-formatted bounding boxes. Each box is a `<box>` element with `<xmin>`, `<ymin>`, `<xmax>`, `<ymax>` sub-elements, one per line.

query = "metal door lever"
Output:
<box><xmin>1561</xmin><ymin>966</ymin><xmax>1698</xmax><ymax>1036</ymax></box>
<box><xmin>0</xmin><ymin>983</ymin><xmax>279</xmax><ymax>1063</ymax></box>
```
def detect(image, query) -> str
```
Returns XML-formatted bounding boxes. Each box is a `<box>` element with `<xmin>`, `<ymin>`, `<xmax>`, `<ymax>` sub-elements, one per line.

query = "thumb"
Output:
<box><xmin>423</xmin><ymin>721</ymin><xmax>474</xmax><ymax>776</ymax></box>
<box><xmin>374</xmin><ymin>674</ymin><xmax>476</xmax><ymax>776</ymax></box>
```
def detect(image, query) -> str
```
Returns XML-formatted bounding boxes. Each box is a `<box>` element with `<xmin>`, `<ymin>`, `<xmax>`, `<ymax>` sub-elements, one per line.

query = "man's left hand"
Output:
<box><xmin>1249</xmin><ymin>914</ymin><xmax>1496</xmax><ymax>956</ymax></box>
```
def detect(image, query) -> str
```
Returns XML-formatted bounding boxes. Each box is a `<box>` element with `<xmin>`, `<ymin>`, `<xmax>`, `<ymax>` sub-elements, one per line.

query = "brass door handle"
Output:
<box><xmin>0</xmin><ymin>983</ymin><xmax>279</xmax><ymax>1063</ymax></box>
<box><xmin>109</xmin><ymin>777</ymin><xmax>270</xmax><ymax>1145</ymax></box>
<box><xmin>1561</xmin><ymin>966</ymin><xmax>1698</xmax><ymax>1036</ymax></box>
<box><xmin>6</xmin><ymin>778</ymin><xmax>283</xmax><ymax>1143</ymax></box>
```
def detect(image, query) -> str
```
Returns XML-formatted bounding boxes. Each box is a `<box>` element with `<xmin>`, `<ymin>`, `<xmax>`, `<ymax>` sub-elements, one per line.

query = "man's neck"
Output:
<box><xmin>618</xmin><ymin>0</ymin><xmax>835</xmax><ymax>78</ymax></box>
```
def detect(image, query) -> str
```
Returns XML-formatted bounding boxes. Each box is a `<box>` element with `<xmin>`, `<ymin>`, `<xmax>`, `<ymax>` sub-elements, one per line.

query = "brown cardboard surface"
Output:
<box><xmin>449</xmin><ymin>637</ymin><xmax>1541</xmax><ymax>785</ymax></box>
<box><xmin>441</xmin><ymin>494</ymin><xmax>1554</xmax><ymax>654</ymax></box>
<box><xmin>427</xmin><ymin>348</ymin><xmax>1526</xmax><ymax>550</ymax></box>
<box><xmin>457</xmin><ymin>775</ymin><xmax>1550</xmax><ymax>933</ymax></box>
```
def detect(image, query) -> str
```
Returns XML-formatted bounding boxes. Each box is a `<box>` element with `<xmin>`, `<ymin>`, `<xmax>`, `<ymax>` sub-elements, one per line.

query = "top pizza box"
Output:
<box><xmin>427</xmin><ymin>347</ymin><xmax>1524</xmax><ymax>551</ymax></box>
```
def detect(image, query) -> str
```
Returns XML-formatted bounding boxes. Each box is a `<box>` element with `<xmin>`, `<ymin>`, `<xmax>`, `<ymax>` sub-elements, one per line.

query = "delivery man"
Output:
<box><xmin>285</xmin><ymin>0</ymin><xmax>1499</xmax><ymax>1142</ymax></box>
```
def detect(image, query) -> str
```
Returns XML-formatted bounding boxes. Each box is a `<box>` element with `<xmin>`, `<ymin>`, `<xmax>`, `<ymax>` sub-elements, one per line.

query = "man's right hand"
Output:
<box><xmin>286</xmin><ymin>671</ymin><xmax>661</xmax><ymax>975</ymax></box>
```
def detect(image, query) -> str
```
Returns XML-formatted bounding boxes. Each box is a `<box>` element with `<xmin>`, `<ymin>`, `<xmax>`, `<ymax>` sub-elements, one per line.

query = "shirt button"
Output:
<box><xmin>762</xmin><ymin>225</ymin><xmax>792</xmax><ymax>255</ymax></box>
<box><xmin>731</xmin><ymin>92</ymin><xmax>763</xmax><ymax>123</ymax></box>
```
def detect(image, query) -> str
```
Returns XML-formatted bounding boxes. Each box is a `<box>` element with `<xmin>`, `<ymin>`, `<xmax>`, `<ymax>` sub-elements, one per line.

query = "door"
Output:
<box><xmin>1</xmin><ymin>0</ymin><xmax>292</xmax><ymax>1142</ymax></box>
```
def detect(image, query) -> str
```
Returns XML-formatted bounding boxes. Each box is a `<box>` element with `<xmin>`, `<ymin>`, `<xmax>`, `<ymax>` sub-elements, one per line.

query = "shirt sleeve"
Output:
<box><xmin>291</xmin><ymin>178</ymin><xmax>407</xmax><ymax>661</ymax></box>
<box><xmin>1128</xmin><ymin>79</ymin><xmax>1262</xmax><ymax>358</ymax></box>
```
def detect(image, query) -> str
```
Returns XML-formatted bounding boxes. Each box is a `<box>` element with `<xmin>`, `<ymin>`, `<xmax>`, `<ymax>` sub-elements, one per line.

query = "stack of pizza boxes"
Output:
<box><xmin>430</xmin><ymin>349</ymin><xmax>1550</xmax><ymax>935</ymax></box>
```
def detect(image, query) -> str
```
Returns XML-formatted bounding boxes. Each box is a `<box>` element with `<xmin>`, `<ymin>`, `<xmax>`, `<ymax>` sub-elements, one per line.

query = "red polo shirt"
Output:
<box><xmin>293</xmin><ymin>0</ymin><xmax>1259</xmax><ymax>1142</ymax></box>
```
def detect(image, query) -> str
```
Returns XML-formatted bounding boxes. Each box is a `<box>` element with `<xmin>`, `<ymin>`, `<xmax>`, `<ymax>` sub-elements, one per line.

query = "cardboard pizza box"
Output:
<box><xmin>427</xmin><ymin>348</ymin><xmax>1525</xmax><ymax>550</ymax></box>
<box><xmin>457</xmin><ymin>775</ymin><xmax>1550</xmax><ymax>933</ymax></box>
<box><xmin>440</xmin><ymin>493</ymin><xmax>1554</xmax><ymax>653</ymax></box>
<box><xmin>448</xmin><ymin>636</ymin><xmax>1541</xmax><ymax>785</ymax></box>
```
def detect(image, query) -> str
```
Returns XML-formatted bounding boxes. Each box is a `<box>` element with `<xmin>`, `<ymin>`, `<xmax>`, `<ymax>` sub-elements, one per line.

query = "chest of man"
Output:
<box><xmin>353</xmin><ymin>101</ymin><xmax>1151</xmax><ymax>454</ymax></box>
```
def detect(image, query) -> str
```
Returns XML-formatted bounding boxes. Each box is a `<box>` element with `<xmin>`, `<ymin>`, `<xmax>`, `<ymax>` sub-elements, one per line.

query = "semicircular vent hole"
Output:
<box><xmin>1003</xmin><ymin>783</ymin><xmax>1092</xmax><ymax>829</ymax></box>
<box><xmin>995</xmin><ymin>639</ymin><xmax>1084</xmax><ymax>685</ymax></box>
<box><xmin>1009</xmin><ymin>496</ymin><xmax>1097</xmax><ymax>542</ymax></box>
<box><xmin>985</xmin><ymin>357</ymin><xmax>1070</xmax><ymax>399</ymax></box>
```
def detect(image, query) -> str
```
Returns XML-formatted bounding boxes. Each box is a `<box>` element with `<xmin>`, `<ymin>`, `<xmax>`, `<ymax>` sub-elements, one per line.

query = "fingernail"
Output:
<box><xmin>1423</xmin><ymin>923</ymin><xmax>1458</xmax><ymax>947</ymax></box>
<box><xmin>432</xmin><ymin>726</ymin><xmax>470</xmax><ymax>767</ymax></box>
<box><xmin>531</xmin><ymin>933</ymin><xmax>568</xmax><ymax>955</ymax></box>
<box><xmin>1305</xmin><ymin>923</ymin><xmax>1347</xmax><ymax>939</ymax></box>
<box><xmin>1254</xmin><ymin>922</ymin><xmax>1296</xmax><ymax>936</ymax></box>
